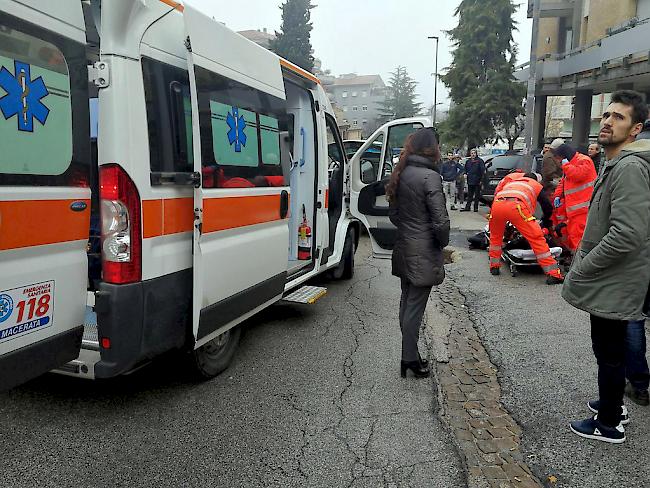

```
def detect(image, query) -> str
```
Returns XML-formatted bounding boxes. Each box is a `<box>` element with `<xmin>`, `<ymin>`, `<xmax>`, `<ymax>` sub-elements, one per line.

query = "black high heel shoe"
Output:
<box><xmin>400</xmin><ymin>360</ymin><xmax>430</xmax><ymax>378</ymax></box>
<box><xmin>418</xmin><ymin>353</ymin><xmax>429</xmax><ymax>369</ymax></box>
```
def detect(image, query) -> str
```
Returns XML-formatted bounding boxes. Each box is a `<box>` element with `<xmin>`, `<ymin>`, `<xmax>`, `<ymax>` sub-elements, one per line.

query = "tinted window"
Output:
<box><xmin>195</xmin><ymin>66</ymin><xmax>287</xmax><ymax>188</ymax></box>
<box><xmin>488</xmin><ymin>155</ymin><xmax>524</xmax><ymax>171</ymax></box>
<box><xmin>142</xmin><ymin>57</ymin><xmax>193</xmax><ymax>174</ymax></box>
<box><xmin>0</xmin><ymin>13</ymin><xmax>89</xmax><ymax>186</ymax></box>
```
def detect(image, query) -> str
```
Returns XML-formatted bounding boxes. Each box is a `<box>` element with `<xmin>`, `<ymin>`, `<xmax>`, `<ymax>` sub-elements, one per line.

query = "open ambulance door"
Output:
<box><xmin>0</xmin><ymin>0</ymin><xmax>90</xmax><ymax>390</ymax></box>
<box><xmin>349</xmin><ymin>118</ymin><xmax>432</xmax><ymax>257</ymax></box>
<box><xmin>184</xmin><ymin>3</ymin><xmax>290</xmax><ymax>353</ymax></box>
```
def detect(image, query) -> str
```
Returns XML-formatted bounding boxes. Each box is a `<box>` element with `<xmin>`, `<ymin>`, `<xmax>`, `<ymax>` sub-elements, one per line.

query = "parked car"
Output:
<box><xmin>342</xmin><ymin>140</ymin><xmax>366</xmax><ymax>159</ymax></box>
<box><xmin>480</xmin><ymin>153</ymin><xmax>539</xmax><ymax>203</ymax></box>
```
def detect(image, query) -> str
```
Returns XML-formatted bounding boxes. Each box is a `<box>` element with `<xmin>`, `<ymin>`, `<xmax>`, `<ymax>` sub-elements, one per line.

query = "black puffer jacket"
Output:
<box><xmin>389</xmin><ymin>155</ymin><xmax>450</xmax><ymax>287</ymax></box>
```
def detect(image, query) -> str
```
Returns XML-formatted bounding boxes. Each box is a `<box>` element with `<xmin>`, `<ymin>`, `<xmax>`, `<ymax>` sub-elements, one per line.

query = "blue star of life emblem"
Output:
<box><xmin>0</xmin><ymin>60</ymin><xmax>50</xmax><ymax>132</ymax></box>
<box><xmin>226</xmin><ymin>106</ymin><xmax>247</xmax><ymax>152</ymax></box>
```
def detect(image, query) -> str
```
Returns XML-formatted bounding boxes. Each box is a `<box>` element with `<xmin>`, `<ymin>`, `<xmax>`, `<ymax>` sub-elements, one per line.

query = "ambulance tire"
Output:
<box><xmin>189</xmin><ymin>326</ymin><xmax>242</xmax><ymax>379</ymax></box>
<box><xmin>331</xmin><ymin>229</ymin><xmax>355</xmax><ymax>280</ymax></box>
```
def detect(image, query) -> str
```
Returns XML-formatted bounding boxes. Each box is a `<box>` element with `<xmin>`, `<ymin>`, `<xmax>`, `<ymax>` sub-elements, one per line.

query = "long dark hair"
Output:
<box><xmin>385</xmin><ymin>128</ymin><xmax>440</xmax><ymax>203</ymax></box>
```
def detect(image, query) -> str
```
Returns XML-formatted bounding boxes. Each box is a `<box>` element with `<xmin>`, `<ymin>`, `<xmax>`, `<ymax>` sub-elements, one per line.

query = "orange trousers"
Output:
<box><xmin>489</xmin><ymin>199</ymin><xmax>562</xmax><ymax>278</ymax></box>
<box><xmin>566</xmin><ymin>213</ymin><xmax>587</xmax><ymax>252</ymax></box>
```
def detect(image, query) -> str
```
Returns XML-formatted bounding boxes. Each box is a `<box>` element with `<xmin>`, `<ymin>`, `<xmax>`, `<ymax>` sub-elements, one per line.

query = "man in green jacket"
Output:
<box><xmin>563</xmin><ymin>91</ymin><xmax>650</xmax><ymax>444</ymax></box>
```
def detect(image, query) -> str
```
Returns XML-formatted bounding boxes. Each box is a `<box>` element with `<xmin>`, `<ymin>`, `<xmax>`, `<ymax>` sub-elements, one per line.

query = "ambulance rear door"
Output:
<box><xmin>0</xmin><ymin>0</ymin><xmax>90</xmax><ymax>390</ymax></box>
<box><xmin>183</xmin><ymin>3</ymin><xmax>290</xmax><ymax>346</ymax></box>
<box><xmin>349</xmin><ymin>118</ymin><xmax>431</xmax><ymax>257</ymax></box>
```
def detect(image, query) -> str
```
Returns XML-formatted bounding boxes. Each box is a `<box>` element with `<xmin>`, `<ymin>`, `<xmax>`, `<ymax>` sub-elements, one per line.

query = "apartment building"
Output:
<box><xmin>520</xmin><ymin>0</ymin><xmax>650</xmax><ymax>149</ymax></box>
<box><xmin>323</xmin><ymin>74</ymin><xmax>387</xmax><ymax>138</ymax></box>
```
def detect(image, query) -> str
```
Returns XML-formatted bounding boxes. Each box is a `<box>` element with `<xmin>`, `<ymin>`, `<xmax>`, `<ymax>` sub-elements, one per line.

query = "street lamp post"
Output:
<box><xmin>428</xmin><ymin>35</ymin><xmax>439</xmax><ymax>125</ymax></box>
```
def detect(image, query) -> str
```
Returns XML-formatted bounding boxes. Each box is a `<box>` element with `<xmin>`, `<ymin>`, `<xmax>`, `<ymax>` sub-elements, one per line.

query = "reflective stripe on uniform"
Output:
<box><xmin>498</xmin><ymin>189</ymin><xmax>534</xmax><ymax>210</ymax></box>
<box><xmin>489</xmin><ymin>245</ymin><xmax>501</xmax><ymax>251</ymax></box>
<box><xmin>490</xmin><ymin>258</ymin><xmax>501</xmax><ymax>264</ymax></box>
<box><xmin>564</xmin><ymin>180</ymin><xmax>595</xmax><ymax>196</ymax></box>
<box><xmin>542</xmin><ymin>263</ymin><xmax>559</xmax><ymax>272</ymax></box>
<box><xmin>536</xmin><ymin>251</ymin><xmax>552</xmax><ymax>259</ymax></box>
<box><xmin>556</xmin><ymin>214</ymin><xmax>567</xmax><ymax>221</ymax></box>
<box><xmin>567</xmin><ymin>201</ymin><xmax>590</xmax><ymax>213</ymax></box>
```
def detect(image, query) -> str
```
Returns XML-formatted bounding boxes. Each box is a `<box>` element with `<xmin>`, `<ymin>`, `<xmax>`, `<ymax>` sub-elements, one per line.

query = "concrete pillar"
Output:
<box><xmin>532</xmin><ymin>95</ymin><xmax>548</xmax><ymax>150</ymax></box>
<box><xmin>572</xmin><ymin>89</ymin><xmax>593</xmax><ymax>150</ymax></box>
<box><xmin>571</xmin><ymin>0</ymin><xmax>584</xmax><ymax>49</ymax></box>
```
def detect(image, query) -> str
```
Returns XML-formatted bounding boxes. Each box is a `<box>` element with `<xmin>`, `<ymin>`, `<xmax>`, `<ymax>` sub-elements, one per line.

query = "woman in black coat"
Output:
<box><xmin>386</xmin><ymin>128</ymin><xmax>450</xmax><ymax>378</ymax></box>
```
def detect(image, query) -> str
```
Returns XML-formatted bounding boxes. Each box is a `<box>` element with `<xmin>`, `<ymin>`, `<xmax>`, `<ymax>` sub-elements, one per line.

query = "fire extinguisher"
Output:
<box><xmin>298</xmin><ymin>204</ymin><xmax>312</xmax><ymax>260</ymax></box>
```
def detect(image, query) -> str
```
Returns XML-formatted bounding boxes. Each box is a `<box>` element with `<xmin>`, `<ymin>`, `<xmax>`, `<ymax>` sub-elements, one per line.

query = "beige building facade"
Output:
<box><xmin>521</xmin><ymin>0</ymin><xmax>650</xmax><ymax>149</ymax></box>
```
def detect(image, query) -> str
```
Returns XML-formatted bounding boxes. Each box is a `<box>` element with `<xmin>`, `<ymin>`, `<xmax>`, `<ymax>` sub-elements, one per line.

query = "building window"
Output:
<box><xmin>362</xmin><ymin>119</ymin><xmax>368</xmax><ymax>125</ymax></box>
<box><xmin>362</xmin><ymin>106</ymin><xmax>368</xmax><ymax>111</ymax></box>
<box><xmin>351</xmin><ymin>91</ymin><xmax>358</xmax><ymax>97</ymax></box>
<box><xmin>343</xmin><ymin>106</ymin><xmax>348</xmax><ymax>112</ymax></box>
<box><xmin>341</xmin><ymin>91</ymin><xmax>348</xmax><ymax>98</ymax></box>
<box><xmin>352</xmin><ymin>106</ymin><xmax>358</xmax><ymax>111</ymax></box>
<box><xmin>353</xmin><ymin>120</ymin><xmax>358</xmax><ymax>126</ymax></box>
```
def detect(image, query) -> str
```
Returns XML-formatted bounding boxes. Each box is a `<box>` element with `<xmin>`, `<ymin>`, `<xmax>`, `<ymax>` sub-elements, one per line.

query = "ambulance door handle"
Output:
<box><xmin>280</xmin><ymin>191</ymin><xmax>289</xmax><ymax>219</ymax></box>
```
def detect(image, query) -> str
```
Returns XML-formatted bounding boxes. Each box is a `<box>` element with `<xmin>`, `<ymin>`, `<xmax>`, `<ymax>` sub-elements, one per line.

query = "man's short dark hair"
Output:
<box><xmin>610</xmin><ymin>90</ymin><xmax>649</xmax><ymax>125</ymax></box>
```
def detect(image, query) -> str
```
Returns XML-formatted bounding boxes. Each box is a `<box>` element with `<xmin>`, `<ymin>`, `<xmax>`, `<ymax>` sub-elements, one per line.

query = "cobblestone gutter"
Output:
<box><xmin>426</xmin><ymin>276</ymin><xmax>544</xmax><ymax>488</ymax></box>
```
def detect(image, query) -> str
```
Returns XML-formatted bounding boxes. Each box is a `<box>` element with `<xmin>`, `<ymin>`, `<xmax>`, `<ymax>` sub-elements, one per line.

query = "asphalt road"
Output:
<box><xmin>0</xmin><ymin>237</ymin><xmax>464</xmax><ymax>488</ymax></box>
<box><xmin>447</xmin><ymin>213</ymin><xmax>650</xmax><ymax>488</ymax></box>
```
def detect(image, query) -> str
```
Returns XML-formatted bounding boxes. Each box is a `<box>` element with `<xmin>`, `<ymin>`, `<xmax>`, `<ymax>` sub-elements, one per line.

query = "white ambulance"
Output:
<box><xmin>0</xmin><ymin>0</ymin><xmax>432</xmax><ymax>389</ymax></box>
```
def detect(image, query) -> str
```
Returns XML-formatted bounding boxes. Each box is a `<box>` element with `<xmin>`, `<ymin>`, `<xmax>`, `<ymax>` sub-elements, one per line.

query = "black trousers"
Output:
<box><xmin>464</xmin><ymin>184</ymin><xmax>481</xmax><ymax>210</ymax></box>
<box><xmin>399</xmin><ymin>279</ymin><xmax>432</xmax><ymax>362</ymax></box>
<box><xmin>591</xmin><ymin>314</ymin><xmax>627</xmax><ymax>427</ymax></box>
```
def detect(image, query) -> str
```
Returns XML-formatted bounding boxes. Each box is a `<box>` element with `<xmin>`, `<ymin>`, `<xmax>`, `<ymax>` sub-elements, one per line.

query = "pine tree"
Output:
<box><xmin>379</xmin><ymin>66</ymin><xmax>423</xmax><ymax>120</ymax></box>
<box><xmin>269</xmin><ymin>0</ymin><xmax>315</xmax><ymax>72</ymax></box>
<box><xmin>440</xmin><ymin>0</ymin><xmax>526</xmax><ymax>149</ymax></box>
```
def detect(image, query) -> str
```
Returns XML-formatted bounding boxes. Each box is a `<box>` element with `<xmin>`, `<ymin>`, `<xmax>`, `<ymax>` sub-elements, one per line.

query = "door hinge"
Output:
<box><xmin>88</xmin><ymin>61</ymin><xmax>110</xmax><ymax>88</ymax></box>
<box><xmin>194</xmin><ymin>207</ymin><xmax>203</xmax><ymax>234</ymax></box>
<box><xmin>185</xmin><ymin>36</ymin><xmax>192</xmax><ymax>52</ymax></box>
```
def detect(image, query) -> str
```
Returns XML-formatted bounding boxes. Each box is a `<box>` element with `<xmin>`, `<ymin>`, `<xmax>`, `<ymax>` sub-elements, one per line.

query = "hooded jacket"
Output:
<box><xmin>562</xmin><ymin>139</ymin><xmax>650</xmax><ymax>320</ymax></box>
<box><xmin>389</xmin><ymin>155</ymin><xmax>450</xmax><ymax>287</ymax></box>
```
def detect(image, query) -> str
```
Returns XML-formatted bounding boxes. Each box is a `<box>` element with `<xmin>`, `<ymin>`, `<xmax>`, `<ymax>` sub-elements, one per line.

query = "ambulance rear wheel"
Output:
<box><xmin>189</xmin><ymin>326</ymin><xmax>241</xmax><ymax>379</ymax></box>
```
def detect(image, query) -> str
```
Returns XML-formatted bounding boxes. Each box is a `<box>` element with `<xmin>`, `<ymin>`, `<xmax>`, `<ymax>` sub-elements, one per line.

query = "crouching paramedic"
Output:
<box><xmin>551</xmin><ymin>144</ymin><xmax>598</xmax><ymax>252</ymax></box>
<box><xmin>489</xmin><ymin>172</ymin><xmax>564</xmax><ymax>285</ymax></box>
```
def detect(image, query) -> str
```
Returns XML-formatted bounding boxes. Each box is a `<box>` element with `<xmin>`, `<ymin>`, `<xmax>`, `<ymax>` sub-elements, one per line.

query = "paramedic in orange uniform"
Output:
<box><xmin>489</xmin><ymin>172</ymin><xmax>564</xmax><ymax>285</ymax></box>
<box><xmin>550</xmin><ymin>144</ymin><xmax>598</xmax><ymax>252</ymax></box>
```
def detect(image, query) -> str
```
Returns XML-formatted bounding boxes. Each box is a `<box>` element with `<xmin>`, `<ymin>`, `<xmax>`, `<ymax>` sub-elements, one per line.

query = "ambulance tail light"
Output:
<box><xmin>99</xmin><ymin>164</ymin><xmax>142</xmax><ymax>284</ymax></box>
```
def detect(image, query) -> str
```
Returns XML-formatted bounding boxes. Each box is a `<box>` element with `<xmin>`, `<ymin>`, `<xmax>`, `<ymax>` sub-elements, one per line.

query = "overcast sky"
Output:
<box><xmin>189</xmin><ymin>0</ymin><xmax>532</xmax><ymax>111</ymax></box>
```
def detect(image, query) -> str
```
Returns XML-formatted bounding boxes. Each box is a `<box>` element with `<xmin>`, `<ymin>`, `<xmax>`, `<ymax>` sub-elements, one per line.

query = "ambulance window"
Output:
<box><xmin>194</xmin><ymin>66</ymin><xmax>287</xmax><ymax>188</ymax></box>
<box><xmin>142</xmin><ymin>57</ymin><xmax>193</xmax><ymax>175</ymax></box>
<box><xmin>325</xmin><ymin>117</ymin><xmax>344</xmax><ymax>172</ymax></box>
<box><xmin>0</xmin><ymin>21</ymin><xmax>80</xmax><ymax>182</ymax></box>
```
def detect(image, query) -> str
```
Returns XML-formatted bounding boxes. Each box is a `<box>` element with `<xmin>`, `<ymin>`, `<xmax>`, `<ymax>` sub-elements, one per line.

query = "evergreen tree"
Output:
<box><xmin>379</xmin><ymin>66</ymin><xmax>423</xmax><ymax>120</ymax></box>
<box><xmin>440</xmin><ymin>0</ymin><xmax>526</xmax><ymax>149</ymax></box>
<box><xmin>269</xmin><ymin>0</ymin><xmax>315</xmax><ymax>72</ymax></box>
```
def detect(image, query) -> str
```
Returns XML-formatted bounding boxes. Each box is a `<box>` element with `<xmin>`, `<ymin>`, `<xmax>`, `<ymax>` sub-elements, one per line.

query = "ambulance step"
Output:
<box><xmin>282</xmin><ymin>286</ymin><xmax>327</xmax><ymax>304</ymax></box>
<box><xmin>82</xmin><ymin>306</ymin><xmax>99</xmax><ymax>350</ymax></box>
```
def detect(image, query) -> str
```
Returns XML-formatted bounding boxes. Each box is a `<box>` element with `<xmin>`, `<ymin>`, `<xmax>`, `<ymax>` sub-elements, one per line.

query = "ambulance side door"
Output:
<box><xmin>0</xmin><ymin>1</ymin><xmax>90</xmax><ymax>390</ymax></box>
<box><xmin>349</xmin><ymin>118</ymin><xmax>431</xmax><ymax>257</ymax></box>
<box><xmin>184</xmin><ymin>3</ymin><xmax>290</xmax><ymax>346</ymax></box>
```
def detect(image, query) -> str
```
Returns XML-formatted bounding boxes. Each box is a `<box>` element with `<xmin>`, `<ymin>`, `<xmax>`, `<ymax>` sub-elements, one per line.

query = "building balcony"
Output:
<box><xmin>530</xmin><ymin>0</ymin><xmax>574</xmax><ymax>18</ymax></box>
<box><xmin>515</xmin><ymin>19</ymin><xmax>650</xmax><ymax>94</ymax></box>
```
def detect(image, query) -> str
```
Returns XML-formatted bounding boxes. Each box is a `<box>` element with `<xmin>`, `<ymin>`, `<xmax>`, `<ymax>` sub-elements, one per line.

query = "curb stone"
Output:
<box><xmin>424</xmin><ymin>278</ymin><xmax>544</xmax><ymax>488</ymax></box>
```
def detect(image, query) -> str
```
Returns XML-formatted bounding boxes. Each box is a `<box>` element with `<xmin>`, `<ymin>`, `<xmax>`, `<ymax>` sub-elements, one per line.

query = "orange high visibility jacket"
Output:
<box><xmin>494</xmin><ymin>172</ymin><xmax>543</xmax><ymax>214</ymax></box>
<box><xmin>553</xmin><ymin>152</ymin><xmax>598</xmax><ymax>217</ymax></box>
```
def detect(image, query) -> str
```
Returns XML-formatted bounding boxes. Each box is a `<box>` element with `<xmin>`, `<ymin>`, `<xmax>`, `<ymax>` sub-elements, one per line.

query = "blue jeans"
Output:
<box><xmin>626</xmin><ymin>320</ymin><xmax>650</xmax><ymax>391</ymax></box>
